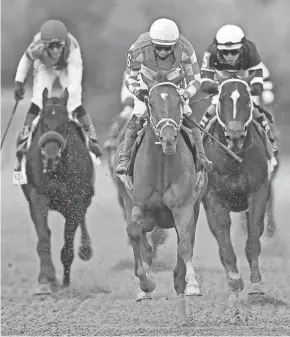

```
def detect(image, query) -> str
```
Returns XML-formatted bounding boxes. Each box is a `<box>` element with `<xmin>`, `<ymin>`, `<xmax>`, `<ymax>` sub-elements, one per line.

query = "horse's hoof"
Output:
<box><xmin>136</xmin><ymin>288</ymin><xmax>153</xmax><ymax>302</ymax></box>
<box><xmin>248</xmin><ymin>282</ymin><xmax>265</xmax><ymax>295</ymax></box>
<box><xmin>139</xmin><ymin>274</ymin><xmax>156</xmax><ymax>293</ymax></box>
<box><xmin>185</xmin><ymin>283</ymin><xmax>202</xmax><ymax>296</ymax></box>
<box><xmin>228</xmin><ymin>276</ymin><xmax>244</xmax><ymax>292</ymax></box>
<box><xmin>177</xmin><ymin>319</ymin><xmax>188</xmax><ymax>326</ymax></box>
<box><xmin>78</xmin><ymin>245</ymin><xmax>93</xmax><ymax>261</ymax></box>
<box><xmin>34</xmin><ymin>283</ymin><xmax>52</xmax><ymax>295</ymax></box>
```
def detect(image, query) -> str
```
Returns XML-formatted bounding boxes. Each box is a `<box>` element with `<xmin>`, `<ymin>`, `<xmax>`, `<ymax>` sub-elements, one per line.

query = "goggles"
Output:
<box><xmin>220</xmin><ymin>49</ymin><xmax>240</xmax><ymax>56</ymax></box>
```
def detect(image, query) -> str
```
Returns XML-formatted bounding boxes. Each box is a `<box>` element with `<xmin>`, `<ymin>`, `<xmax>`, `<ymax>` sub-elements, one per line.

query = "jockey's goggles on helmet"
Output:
<box><xmin>46</xmin><ymin>41</ymin><xmax>65</xmax><ymax>49</ymax></box>
<box><xmin>220</xmin><ymin>49</ymin><xmax>240</xmax><ymax>56</ymax></box>
<box><xmin>153</xmin><ymin>44</ymin><xmax>175</xmax><ymax>52</ymax></box>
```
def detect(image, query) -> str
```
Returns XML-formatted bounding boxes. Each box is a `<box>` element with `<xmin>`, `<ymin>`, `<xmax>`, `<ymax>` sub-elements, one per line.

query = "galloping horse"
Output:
<box><xmin>113</xmin><ymin>82</ymin><xmax>207</xmax><ymax>323</ymax></box>
<box><xmin>21</xmin><ymin>88</ymin><xmax>94</xmax><ymax>295</ymax></box>
<box><xmin>202</xmin><ymin>78</ymin><xmax>277</xmax><ymax>303</ymax></box>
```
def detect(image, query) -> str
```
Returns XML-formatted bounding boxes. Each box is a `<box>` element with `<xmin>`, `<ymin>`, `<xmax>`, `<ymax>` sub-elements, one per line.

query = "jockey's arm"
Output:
<box><xmin>200</xmin><ymin>51</ymin><xmax>218</xmax><ymax>94</ymax></box>
<box><xmin>182</xmin><ymin>49</ymin><xmax>201</xmax><ymax>99</ymax></box>
<box><xmin>15</xmin><ymin>33</ymin><xmax>43</xmax><ymax>83</ymax></box>
<box><xmin>121</xmin><ymin>71</ymin><xmax>135</xmax><ymax>107</ymax></box>
<box><xmin>15</xmin><ymin>53</ymin><xmax>33</xmax><ymax>83</ymax></box>
<box><xmin>125</xmin><ymin>51</ymin><xmax>144</xmax><ymax>96</ymax></box>
<box><xmin>67</xmin><ymin>47</ymin><xmax>83</xmax><ymax>97</ymax></box>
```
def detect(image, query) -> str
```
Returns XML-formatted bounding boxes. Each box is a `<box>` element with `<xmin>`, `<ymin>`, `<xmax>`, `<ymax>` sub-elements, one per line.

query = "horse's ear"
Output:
<box><xmin>61</xmin><ymin>88</ymin><xmax>69</xmax><ymax>106</ymax></box>
<box><xmin>42</xmin><ymin>88</ymin><xmax>49</xmax><ymax>105</ymax></box>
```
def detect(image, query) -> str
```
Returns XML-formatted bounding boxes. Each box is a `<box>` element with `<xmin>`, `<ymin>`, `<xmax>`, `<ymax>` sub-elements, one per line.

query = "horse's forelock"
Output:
<box><xmin>220</xmin><ymin>79</ymin><xmax>250</xmax><ymax>97</ymax></box>
<box><xmin>218</xmin><ymin>79</ymin><xmax>253</xmax><ymax>129</ymax></box>
<box><xmin>149</xmin><ymin>84</ymin><xmax>181</xmax><ymax>117</ymax></box>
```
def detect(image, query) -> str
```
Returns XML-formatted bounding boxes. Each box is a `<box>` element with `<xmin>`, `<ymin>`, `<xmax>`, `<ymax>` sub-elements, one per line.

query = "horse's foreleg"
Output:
<box><xmin>29</xmin><ymin>190</ymin><xmax>57</xmax><ymax>294</ymax></box>
<box><xmin>61</xmin><ymin>209</ymin><xmax>82</xmax><ymax>287</ymax></box>
<box><xmin>78</xmin><ymin>214</ymin><xmax>93</xmax><ymax>261</ymax></box>
<box><xmin>203</xmin><ymin>194</ymin><xmax>244</xmax><ymax>294</ymax></box>
<box><xmin>246</xmin><ymin>183</ymin><xmax>268</xmax><ymax>295</ymax></box>
<box><xmin>127</xmin><ymin>205</ymin><xmax>155</xmax><ymax>294</ymax></box>
<box><xmin>173</xmin><ymin>202</ymin><xmax>201</xmax><ymax>297</ymax></box>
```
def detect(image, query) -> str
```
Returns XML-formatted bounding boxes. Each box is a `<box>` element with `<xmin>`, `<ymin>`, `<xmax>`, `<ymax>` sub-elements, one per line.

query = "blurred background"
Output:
<box><xmin>2</xmin><ymin>0</ymin><xmax>290</xmax><ymax>151</ymax></box>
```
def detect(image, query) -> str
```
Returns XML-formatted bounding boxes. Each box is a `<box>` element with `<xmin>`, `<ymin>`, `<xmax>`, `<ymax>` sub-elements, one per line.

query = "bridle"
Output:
<box><xmin>147</xmin><ymin>82</ymin><xmax>184</xmax><ymax>143</ymax></box>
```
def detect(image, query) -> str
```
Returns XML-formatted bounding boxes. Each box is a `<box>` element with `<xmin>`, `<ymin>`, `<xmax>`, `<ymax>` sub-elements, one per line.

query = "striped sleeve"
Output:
<box><xmin>181</xmin><ymin>47</ymin><xmax>201</xmax><ymax>98</ymax></box>
<box><xmin>125</xmin><ymin>48</ymin><xmax>144</xmax><ymax>95</ymax></box>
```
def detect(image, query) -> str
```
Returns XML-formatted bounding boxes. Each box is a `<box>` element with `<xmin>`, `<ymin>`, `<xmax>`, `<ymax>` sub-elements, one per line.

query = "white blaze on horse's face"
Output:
<box><xmin>52</xmin><ymin>110</ymin><xmax>56</xmax><ymax>115</ymax></box>
<box><xmin>230</xmin><ymin>89</ymin><xmax>240</xmax><ymax>120</ymax></box>
<box><xmin>161</xmin><ymin>92</ymin><xmax>168</xmax><ymax>100</ymax></box>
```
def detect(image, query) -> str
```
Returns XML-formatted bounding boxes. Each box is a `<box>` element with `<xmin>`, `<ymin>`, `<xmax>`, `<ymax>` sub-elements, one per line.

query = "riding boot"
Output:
<box><xmin>103</xmin><ymin>115</ymin><xmax>128</xmax><ymax>149</ymax></box>
<box><xmin>115</xmin><ymin>115</ymin><xmax>142</xmax><ymax>175</ymax></box>
<box><xmin>76</xmin><ymin>107</ymin><xmax>103</xmax><ymax>158</ymax></box>
<box><xmin>256</xmin><ymin>115</ymin><xmax>278</xmax><ymax>172</ymax></box>
<box><xmin>199</xmin><ymin>104</ymin><xmax>216</xmax><ymax>129</ymax></box>
<box><xmin>256</xmin><ymin>115</ymin><xmax>278</xmax><ymax>153</ymax></box>
<box><xmin>15</xmin><ymin>103</ymin><xmax>39</xmax><ymax>171</ymax></box>
<box><xmin>183</xmin><ymin>115</ymin><xmax>213</xmax><ymax>173</ymax></box>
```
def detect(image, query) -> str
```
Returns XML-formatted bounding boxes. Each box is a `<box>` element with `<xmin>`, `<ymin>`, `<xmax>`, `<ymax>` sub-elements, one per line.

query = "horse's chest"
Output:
<box><xmin>210</xmin><ymin>170</ymin><xmax>260</xmax><ymax>197</ymax></box>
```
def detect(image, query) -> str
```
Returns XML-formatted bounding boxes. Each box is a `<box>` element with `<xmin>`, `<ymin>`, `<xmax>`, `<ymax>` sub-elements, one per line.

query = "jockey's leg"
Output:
<box><xmin>199</xmin><ymin>104</ymin><xmax>216</xmax><ymax>129</ymax></box>
<box><xmin>104</xmin><ymin>105</ymin><xmax>133</xmax><ymax>149</ymax></box>
<box><xmin>115</xmin><ymin>114</ymin><xmax>143</xmax><ymax>175</ymax></box>
<box><xmin>253</xmin><ymin>108</ymin><xmax>278</xmax><ymax>171</ymax></box>
<box><xmin>14</xmin><ymin>104</ymin><xmax>40</xmax><ymax>172</ymax></box>
<box><xmin>58</xmin><ymin>69</ymin><xmax>102</xmax><ymax>158</ymax></box>
<box><xmin>254</xmin><ymin>112</ymin><xmax>278</xmax><ymax>154</ymax></box>
<box><xmin>75</xmin><ymin>106</ymin><xmax>103</xmax><ymax>158</ymax></box>
<box><xmin>15</xmin><ymin>62</ymin><xmax>55</xmax><ymax>170</ymax></box>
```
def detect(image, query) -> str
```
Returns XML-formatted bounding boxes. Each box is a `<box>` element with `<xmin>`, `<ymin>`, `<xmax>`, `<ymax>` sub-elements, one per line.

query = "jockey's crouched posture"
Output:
<box><xmin>115</xmin><ymin>18</ymin><xmax>213</xmax><ymax>175</ymax></box>
<box><xmin>199</xmin><ymin>24</ymin><xmax>278</xmax><ymax>169</ymax></box>
<box><xmin>14</xmin><ymin>19</ymin><xmax>102</xmax><ymax>170</ymax></box>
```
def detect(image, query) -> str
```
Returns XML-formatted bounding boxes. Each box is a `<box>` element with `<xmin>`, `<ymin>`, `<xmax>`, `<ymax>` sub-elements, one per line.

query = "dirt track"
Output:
<box><xmin>1</xmin><ymin>93</ymin><xmax>290</xmax><ymax>335</ymax></box>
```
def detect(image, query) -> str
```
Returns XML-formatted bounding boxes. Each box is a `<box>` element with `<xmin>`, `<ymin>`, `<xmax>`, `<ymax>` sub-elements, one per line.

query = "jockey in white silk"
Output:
<box><xmin>14</xmin><ymin>19</ymin><xmax>102</xmax><ymax>172</ymax></box>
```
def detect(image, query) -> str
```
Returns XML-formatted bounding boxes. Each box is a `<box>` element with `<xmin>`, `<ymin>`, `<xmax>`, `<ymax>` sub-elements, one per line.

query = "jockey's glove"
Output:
<box><xmin>136</xmin><ymin>89</ymin><xmax>149</xmax><ymax>102</ymax></box>
<box><xmin>181</xmin><ymin>90</ymin><xmax>190</xmax><ymax>101</ymax></box>
<box><xmin>14</xmin><ymin>81</ymin><xmax>25</xmax><ymax>101</ymax></box>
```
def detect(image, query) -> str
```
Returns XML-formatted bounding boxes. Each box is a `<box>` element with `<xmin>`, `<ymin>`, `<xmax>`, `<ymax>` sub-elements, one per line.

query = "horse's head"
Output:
<box><xmin>217</xmin><ymin>79</ymin><xmax>253</xmax><ymax>151</ymax></box>
<box><xmin>38</xmin><ymin>88</ymin><xmax>69</xmax><ymax>173</ymax></box>
<box><xmin>147</xmin><ymin>82</ymin><xmax>184</xmax><ymax>155</ymax></box>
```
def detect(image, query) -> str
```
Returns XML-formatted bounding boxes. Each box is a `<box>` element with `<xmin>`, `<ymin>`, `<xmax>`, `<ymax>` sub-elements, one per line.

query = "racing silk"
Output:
<box><xmin>200</xmin><ymin>39</ymin><xmax>263</xmax><ymax>96</ymax></box>
<box><xmin>15</xmin><ymin>32</ymin><xmax>83</xmax><ymax>94</ymax></box>
<box><xmin>125</xmin><ymin>32</ymin><xmax>201</xmax><ymax>98</ymax></box>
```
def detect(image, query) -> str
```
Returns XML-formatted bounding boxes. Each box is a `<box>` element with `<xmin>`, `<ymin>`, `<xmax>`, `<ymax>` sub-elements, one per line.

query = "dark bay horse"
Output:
<box><xmin>21</xmin><ymin>88</ymin><xmax>94</xmax><ymax>295</ymax></box>
<box><xmin>202</xmin><ymin>78</ymin><xmax>277</xmax><ymax>304</ymax></box>
<box><xmin>113</xmin><ymin>82</ymin><xmax>207</xmax><ymax>324</ymax></box>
